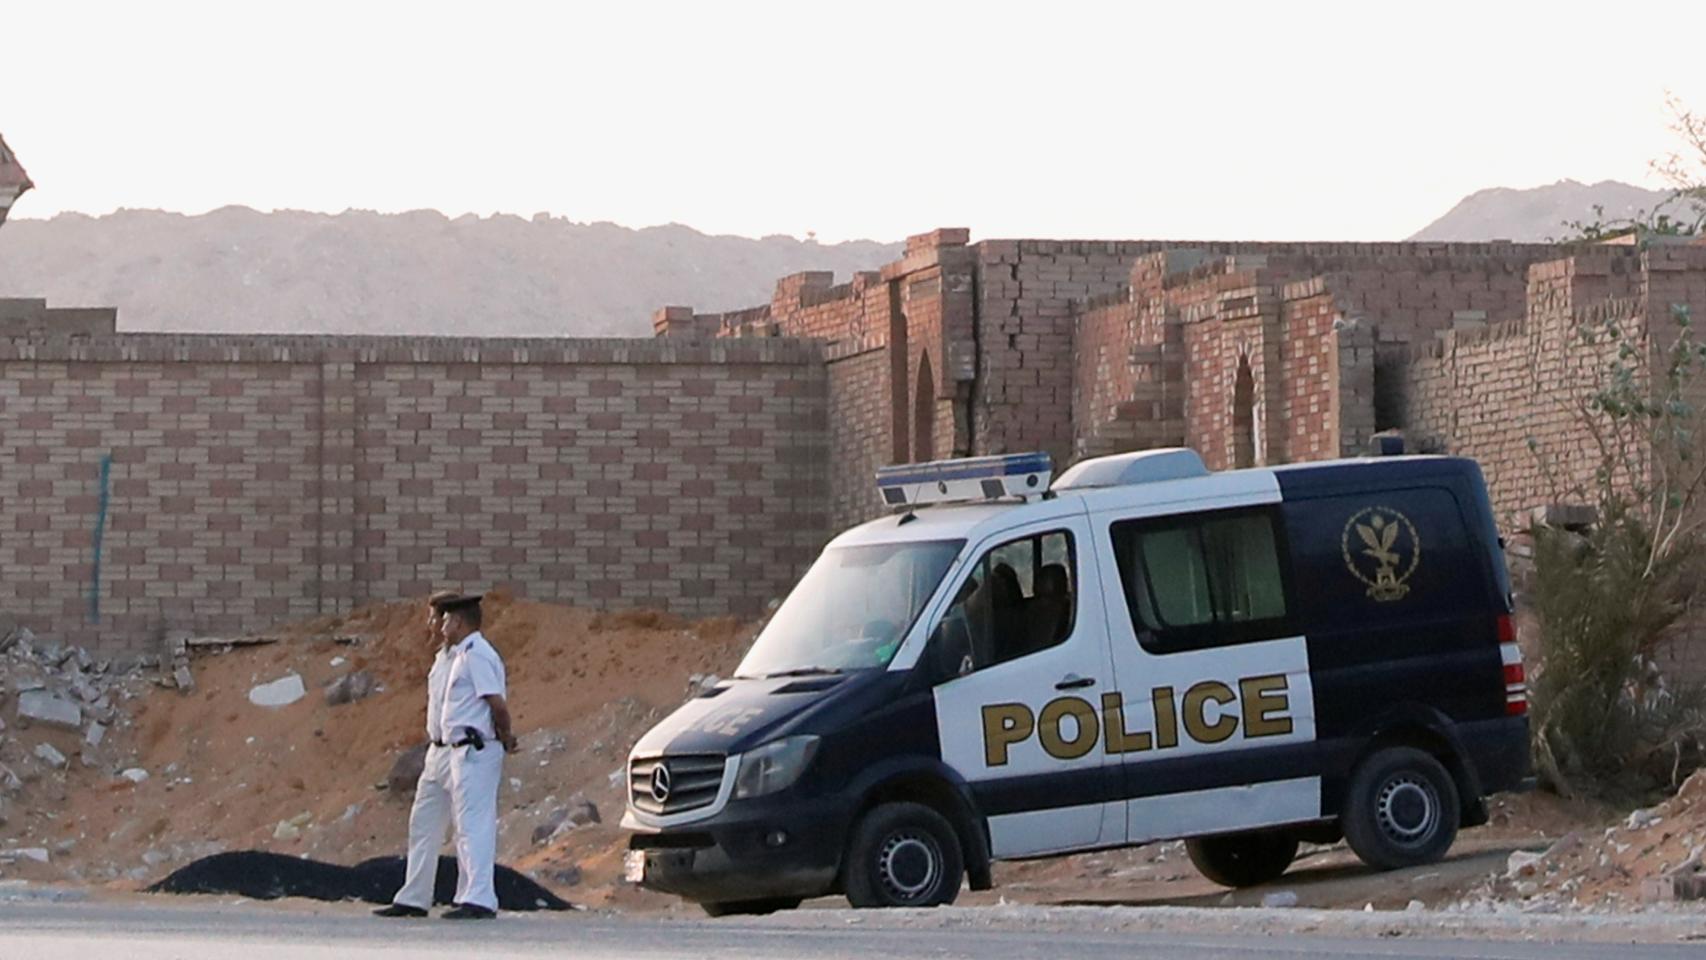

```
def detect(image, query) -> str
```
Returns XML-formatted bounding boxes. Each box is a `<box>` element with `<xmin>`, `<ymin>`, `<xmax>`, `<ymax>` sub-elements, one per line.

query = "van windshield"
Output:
<box><xmin>736</xmin><ymin>539</ymin><xmax>965</xmax><ymax>678</ymax></box>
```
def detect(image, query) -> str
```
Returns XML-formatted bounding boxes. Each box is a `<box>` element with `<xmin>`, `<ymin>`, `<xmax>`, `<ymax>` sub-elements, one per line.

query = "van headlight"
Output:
<box><xmin>732</xmin><ymin>736</ymin><xmax>820</xmax><ymax>799</ymax></box>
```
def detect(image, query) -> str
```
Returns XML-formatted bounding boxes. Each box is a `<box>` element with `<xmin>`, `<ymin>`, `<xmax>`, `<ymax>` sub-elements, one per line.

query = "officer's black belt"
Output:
<box><xmin>431</xmin><ymin>728</ymin><xmax>487</xmax><ymax>750</ymax></box>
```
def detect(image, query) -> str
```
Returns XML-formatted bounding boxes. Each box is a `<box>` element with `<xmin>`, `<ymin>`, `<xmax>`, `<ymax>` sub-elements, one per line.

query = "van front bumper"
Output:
<box><xmin>622</xmin><ymin>793</ymin><xmax>849</xmax><ymax>904</ymax></box>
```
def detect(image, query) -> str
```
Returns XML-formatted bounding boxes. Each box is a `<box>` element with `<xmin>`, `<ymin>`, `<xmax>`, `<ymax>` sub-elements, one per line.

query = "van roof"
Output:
<box><xmin>829</xmin><ymin>454</ymin><xmax>1476</xmax><ymax>550</ymax></box>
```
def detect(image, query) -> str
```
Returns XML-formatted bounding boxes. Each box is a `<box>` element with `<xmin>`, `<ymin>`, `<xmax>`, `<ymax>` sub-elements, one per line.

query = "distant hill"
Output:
<box><xmin>1407</xmin><ymin>179</ymin><xmax>1687</xmax><ymax>242</ymax></box>
<box><xmin>0</xmin><ymin>207</ymin><xmax>901</xmax><ymax>337</ymax></box>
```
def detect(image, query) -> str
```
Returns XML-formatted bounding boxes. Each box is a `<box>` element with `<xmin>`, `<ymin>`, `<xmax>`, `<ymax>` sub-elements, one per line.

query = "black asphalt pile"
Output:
<box><xmin>147</xmin><ymin>851</ymin><xmax>573</xmax><ymax>911</ymax></box>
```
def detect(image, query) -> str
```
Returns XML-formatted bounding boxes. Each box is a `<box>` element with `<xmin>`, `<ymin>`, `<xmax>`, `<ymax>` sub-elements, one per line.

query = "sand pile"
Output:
<box><xmin>0</xmin><ymin>591</ymin><xmax>756</xmax><ymax>909</ymax></box>
<box><xmin>1458</xmin><ymin>770</ymin><xmax>1706</xmax><ymax>911</ymax></box>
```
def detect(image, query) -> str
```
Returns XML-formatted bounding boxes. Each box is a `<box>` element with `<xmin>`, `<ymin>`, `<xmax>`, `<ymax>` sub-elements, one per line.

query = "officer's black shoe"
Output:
<box><xmin>373</xmin><ymin>904</ymin><xmax>429</xmax><ymax>918</ymax></box>
<box><xmin>441</xmin><ymin>903</ymin><xmax>497</xmax><ymax>920</ymax></box>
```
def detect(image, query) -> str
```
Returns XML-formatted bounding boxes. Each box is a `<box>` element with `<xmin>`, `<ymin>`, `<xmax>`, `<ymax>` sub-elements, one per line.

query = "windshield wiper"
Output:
<box><xmin>765</xmin><ymin>666</ymin><xmax>846</xmax><ymax>678</ymax></box>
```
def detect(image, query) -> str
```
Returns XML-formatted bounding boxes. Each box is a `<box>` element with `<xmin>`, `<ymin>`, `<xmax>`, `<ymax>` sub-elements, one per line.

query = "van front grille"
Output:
<box><xmin>629</xmin><ymin>754</ymin><xmax>726</xmax><ymax>816</ymax></box>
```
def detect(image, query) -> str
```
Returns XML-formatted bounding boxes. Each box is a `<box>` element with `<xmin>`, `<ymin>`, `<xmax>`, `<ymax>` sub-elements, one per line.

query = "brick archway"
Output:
<box><xmin>1232</xmin><ymin>353</ymin><xmax>1256</xmax><ymax>469</ymax></box>
<box><xmin>914</xmin><ymin>351</ymin><xmax>936</xmax><ymax>462</ymax></box>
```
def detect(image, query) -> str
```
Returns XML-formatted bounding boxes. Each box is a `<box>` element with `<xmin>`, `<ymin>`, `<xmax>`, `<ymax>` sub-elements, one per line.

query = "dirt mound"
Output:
<box><xmin>1463</xmin><ymin>772</ymin><xmax>1706</xmax><ymax>910</ymax></box>
<box><xmin>148</xmin><ymin>850</ymin><xmax>571</xmax><ymax>910</ymax></box>
<box><xmin>0</xmin><ymin>592</ymin><xmax>756</xmax><ymax>910</ymax></box>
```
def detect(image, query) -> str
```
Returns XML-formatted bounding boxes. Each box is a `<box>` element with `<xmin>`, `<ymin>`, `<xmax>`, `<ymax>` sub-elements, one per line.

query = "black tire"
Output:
<box><xmin>700</xmin><ymin>897</ymin><xmax>801</xmax><ymax>918</ymax></box>
<box><xmin>843</xmin><ymin>802</ymin><xmax>964</xmax><ymax>908</ymax></box>
<box><xmin>1341</xmin><ymin>746</ymin><xmax>1461</xmax><ymax>871</ymax></box>
<box><xmin>1185</xmin><ymin>830</ymin><xmax>1299</xmax><ymax>888</ymax></box>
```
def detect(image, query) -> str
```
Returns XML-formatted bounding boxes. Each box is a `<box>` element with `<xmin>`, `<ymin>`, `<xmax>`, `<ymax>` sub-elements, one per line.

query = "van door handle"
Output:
<box><xmin>1054</xmin><ymin>675</ymin><xmax>1096</xmax><ymax>691</ymax></box>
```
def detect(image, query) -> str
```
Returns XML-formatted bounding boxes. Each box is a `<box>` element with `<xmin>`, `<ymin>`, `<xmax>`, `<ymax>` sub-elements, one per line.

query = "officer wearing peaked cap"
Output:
<box><xmin>376</xmin><ymin>592</ymin><xmax>517</xmax><ymax>920</ymax></box>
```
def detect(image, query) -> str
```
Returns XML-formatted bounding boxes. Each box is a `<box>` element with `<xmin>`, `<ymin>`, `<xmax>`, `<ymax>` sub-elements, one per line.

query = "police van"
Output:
<box><xmin>621</xmin><ymin>446</ymin><xmax>1531</xmax><ymax>916</ymax></box>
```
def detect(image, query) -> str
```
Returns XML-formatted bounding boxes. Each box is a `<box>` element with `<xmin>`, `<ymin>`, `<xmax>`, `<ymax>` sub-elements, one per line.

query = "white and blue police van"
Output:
<box><xmin>621</xmin><ymin>446</ymin><xmax>1532</xmax><ymax>916</ymax></box>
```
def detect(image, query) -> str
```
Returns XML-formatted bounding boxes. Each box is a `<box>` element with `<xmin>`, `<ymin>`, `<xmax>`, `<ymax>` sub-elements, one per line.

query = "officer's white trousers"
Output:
<box><xmin>392</xmin><ymin>742</ymin><xmax>504</xmax><ymax>911</ymax></box>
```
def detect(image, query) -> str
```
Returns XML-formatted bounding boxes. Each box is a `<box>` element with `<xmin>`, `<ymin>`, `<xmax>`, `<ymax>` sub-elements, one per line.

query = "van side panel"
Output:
<box><xmin>1275</xmin><ymin>460</ymin><xmax>1510</xmax><ymax>815</ymax></box>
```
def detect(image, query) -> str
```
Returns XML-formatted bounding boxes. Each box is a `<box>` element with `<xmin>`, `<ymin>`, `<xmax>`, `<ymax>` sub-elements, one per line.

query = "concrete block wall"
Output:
<box><xmin>0</xmin><ymin>346</ymin><xmax>330</xmax><ymax>654</ymax></box>
<box><xmin>1</xmin><ymin>334</ymin><xmax>829</xmax><ymax>654</ymax></box>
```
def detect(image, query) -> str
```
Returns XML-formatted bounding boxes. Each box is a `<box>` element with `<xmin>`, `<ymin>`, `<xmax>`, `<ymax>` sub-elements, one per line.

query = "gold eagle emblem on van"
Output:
<box><xmin>1342</xmin><ymin>507</ymin><xmax>1420</xmax><ymax>602</ymax></box>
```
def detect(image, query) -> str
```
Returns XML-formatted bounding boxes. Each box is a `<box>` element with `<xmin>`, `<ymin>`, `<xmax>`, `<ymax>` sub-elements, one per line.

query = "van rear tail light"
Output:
<box><xmin>1496</xmin><ymin>613</ymin><xmax>1516</xmax><ymax>645</ymax></box>
<box><xmin>1500</xmin><ymin>638</ymin><xmax>1527</xmax><ymax>716</ymax></box>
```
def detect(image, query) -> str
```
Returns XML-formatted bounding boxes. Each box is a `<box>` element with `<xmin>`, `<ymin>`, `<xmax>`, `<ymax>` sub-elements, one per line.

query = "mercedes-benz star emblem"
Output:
<box><xmin>650</xmin><ymin>764</ymin><xmax>672</xmax><ymax>803</ymax></box>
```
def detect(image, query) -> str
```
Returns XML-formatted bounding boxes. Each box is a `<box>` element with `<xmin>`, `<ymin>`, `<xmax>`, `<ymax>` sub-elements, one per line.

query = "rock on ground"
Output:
<box><xmin>248</xmin><ymin>673</ymin><xmax>306</xmax><ymax>708</ymax></box>
<box><xmin>386</xmin><ymin>744</ymin><xmax>428</xmax><ymax>794</ymax></box>
<box><xmin>324</xmin><ymin>671</ymin><xmax>377</xmax><ymax>706</ymax></box>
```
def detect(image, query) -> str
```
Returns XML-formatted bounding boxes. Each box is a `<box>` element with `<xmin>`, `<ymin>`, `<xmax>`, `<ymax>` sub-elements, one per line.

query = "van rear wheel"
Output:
<box><xmin>843</xmin><ymin>802</ymin><xmax>964</xmax><ymax>908</ymax></box>
<box><xmin>1185</xmin><ymin>830</ymin><xmax>1299</xmax><ymax>888</ymax></box>
<box><xmin>1342</xmin><ymin>746</ymin><xmax>1460</xmax><ymax>871</ymax></box>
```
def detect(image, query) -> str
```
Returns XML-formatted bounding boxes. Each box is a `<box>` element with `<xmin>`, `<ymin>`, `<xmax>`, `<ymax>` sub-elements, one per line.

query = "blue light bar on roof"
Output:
<box><xmin>875</xmin><ymin>452</ymin><xmax>1054</xmax><ymax>507</ymax></box>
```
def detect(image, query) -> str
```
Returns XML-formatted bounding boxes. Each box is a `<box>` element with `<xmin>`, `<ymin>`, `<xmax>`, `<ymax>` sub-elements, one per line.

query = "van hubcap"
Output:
<box><xmin>1376</xmin><ymin>775</ymin><xmax>1438</xmax><ymax>845</ymax></box>
<box><xmin>877</xmin><ymin>831</ymin><xmax>942</xmax><ymax>902</ymax></box>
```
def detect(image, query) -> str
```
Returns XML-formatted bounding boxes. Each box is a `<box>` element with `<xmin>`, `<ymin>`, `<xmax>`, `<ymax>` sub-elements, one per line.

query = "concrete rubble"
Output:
<box><xmin>248</xmin><ymin>673</ymin><xmax>306</xmax><ymax>708</ymax></box>
<box><xmin>17</xmin><ymin>691</ymin><xmax>81</xmax><ymax>731</ymax></box>
<box><xmin>0</xmin><ymin>612</ymin><xmax>160</xmax><ymax>876</ymax></box>
<box><xmin>1448</xmin><ymin>768</ymin><xmax>1706</xmax><ymax>912</ymax></box>
<box><xmin>32</xmin><ymin>743</ymin><xmax>67</xmax><ymax>770</ymax></box>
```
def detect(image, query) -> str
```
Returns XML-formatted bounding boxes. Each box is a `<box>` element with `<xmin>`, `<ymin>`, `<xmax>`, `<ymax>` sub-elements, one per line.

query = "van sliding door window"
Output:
<box><xmin>934</xmin><ymin>530</ymin><xmax>1077</xmax><ymax>675</ymax></box>
<box><xmin>1110</xmin><ymin>509</ymin><xmax>1293</xmax><ymax>654</ymax></box>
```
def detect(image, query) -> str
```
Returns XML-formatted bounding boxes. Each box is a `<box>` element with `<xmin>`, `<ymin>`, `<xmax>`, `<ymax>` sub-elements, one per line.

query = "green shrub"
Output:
<box><xmin>1530</xmin><ymin>512</ymin><xmax>1706</xmax><ymax>801</ymax></box>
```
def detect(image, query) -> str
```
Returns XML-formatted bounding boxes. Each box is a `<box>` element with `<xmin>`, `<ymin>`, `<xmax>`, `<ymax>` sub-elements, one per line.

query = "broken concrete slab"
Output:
<box><xmin>120</xmin><ymin>768</ymin><xmax>149</xmax><ymax>784</ymax></box>
<box><xmin>69</xmin><ymin>677</ymin><xmax>103</xmax><ymax>704</ymax></box>
<box><xmin>17</xmin><ymin>690</ymin><xmax>82</xmax><ymax>730</ymax></box>
<box><xmin>84</xmin><ymin>722</ymin><xmax>106</xmax><ymax>748</ymax></box>
<box><xmin>248</xmin><ymin>673</ymin><xmax>305</xmax><ymax>708</ymax></box>
<box><xmin>33</xmin><ymin>742</ymin><xmax>68</xmax><ymax>769</ymax></box>
<box><xmin>173</xmin><ymin>664</ymin><xmax>195</xmax><ymax>693</ymax></box>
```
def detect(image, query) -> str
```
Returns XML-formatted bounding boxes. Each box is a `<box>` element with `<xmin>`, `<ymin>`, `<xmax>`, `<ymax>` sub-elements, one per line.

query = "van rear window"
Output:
<box><xmin>1110</xmin><ymin>508</ymin><xmax>1293</xmax><ymax>654</ymax></box>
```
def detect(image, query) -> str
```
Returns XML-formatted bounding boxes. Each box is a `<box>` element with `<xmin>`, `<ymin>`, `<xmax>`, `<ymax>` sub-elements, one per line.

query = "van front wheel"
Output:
<box><xmin>1342</xmin><ymin>746</ymin><xmax>1460</xmax><ymax>871</ymax></box>
<box><xmin>1185</xmin><ymin>830</ymin><xmax>1299</xmax><ymax>888</ymax></box>
<box><xmin>843</xmin><ymin>802</ymin><xmax>964</xmax><ymax>908</ymax></box>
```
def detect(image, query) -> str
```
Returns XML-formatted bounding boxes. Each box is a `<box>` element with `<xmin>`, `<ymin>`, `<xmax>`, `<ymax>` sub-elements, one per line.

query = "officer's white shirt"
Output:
<box><xmin>426</xmin><ymin>631</ymin><xmax>506</xmax><ymax>744</ymax></box>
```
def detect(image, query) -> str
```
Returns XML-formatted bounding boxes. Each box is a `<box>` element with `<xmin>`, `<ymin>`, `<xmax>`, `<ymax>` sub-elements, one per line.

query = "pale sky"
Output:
<box><xmin>4</xmin><ymin>0</ymin><xmax>1704</xmax><ymax>243</ymax></box>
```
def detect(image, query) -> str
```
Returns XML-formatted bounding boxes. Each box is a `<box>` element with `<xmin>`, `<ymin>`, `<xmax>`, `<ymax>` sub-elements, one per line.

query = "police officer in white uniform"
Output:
<box><xmin>376</xmin><ymin>593</ymin><xmax>517</xmax><ymax>919</ymax></box>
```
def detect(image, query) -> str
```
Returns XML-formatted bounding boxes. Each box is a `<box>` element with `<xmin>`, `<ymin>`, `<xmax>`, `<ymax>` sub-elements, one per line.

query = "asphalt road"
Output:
<box><xmin>2</xmin><ymin>900</ymin><xmax>1705</xmax><ymax>960</ymax></box>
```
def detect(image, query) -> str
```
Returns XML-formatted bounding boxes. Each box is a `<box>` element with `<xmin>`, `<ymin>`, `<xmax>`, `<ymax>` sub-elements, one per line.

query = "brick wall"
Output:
<box><xmin>1277</xmin><ymin>281</ymin><xmax>1344</xmax><ymax>463</ymax></box>
<box><xmin>1400</xmin><ymin>254</ymin><xmax>1645</xmax><ymax>525</ymax></box>
<box><xmin>825</xmin><ymin>342</ymin><xmax>891</xmax><ymax>532</ymax></box>
<box><xmin>977</xmin><ymin>239</ymin><xmax>1160</xmax><ymax>465</ymax></box>
<box><xmin>1</xmin><ymin>334</ymin><xmax>829</xmax><ymax>654</ymax></box>
<box><xmin>1061</xmin><ymin>242</ymin><xmax>1552</xmax><ymax>472</ymax></box>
